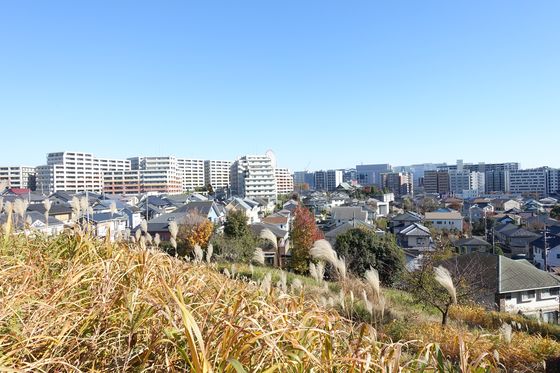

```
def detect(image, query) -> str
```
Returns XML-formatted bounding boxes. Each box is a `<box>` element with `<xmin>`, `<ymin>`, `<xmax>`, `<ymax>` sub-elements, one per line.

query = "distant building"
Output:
<box><xmin>381</xmin><ymin>172</ymin><xmax>413</xmax><ymax>197</ymax></box>
<box><xmin>230</xmin><ymin>155</ymin><xmax>277</xmax><ymax>201</ymax></box>
<box><xmin>127</xmin><ymin>156</ymin><xmax>183</xmax><ymax>194</ymax></box>
<box><xmin>425</xmin><ymin>210</ymin><xmax>463</xmax><ymax>231</ymax></box>
<box><xmin>356</xmin><ymin>164</ymin><xmax>392</xmax><ymax>186</ymax></box>
<box><xmin>37</xmin><ymin>151</ymin><xmax>130</xmax><ymax>194</ymax></box>
<box><xmin>205</xmin><ymin>160</ymin><xmax>232</xmax><ymax>190</ymax></box>
<box><xmin>343</xmin><ymin>168</ymin><xmax>357</xmax><ymax>183</ymax></box>
<box><xmin>0</xmin><ymin>166</ymin><xmax>36</xmax><ymax>190</ymax></box>
<box><xmin>275</xmin><ymin>168</ymin><xmax>294</xmax><ymax>195</ymax></box>
<box><xmin>449</xmin><ymin>170</ymin><xmax>485</xmax><ymax>197</ymax></box>
<box><xmin>509</xmin><ymin>168</ymin><xmax>550</xmax><ymax>197</ymax></box>
<box><xmin>177</xmin><ymin>158</ymin><xmax>205</xmax><ymax>192</ymax></box>
<box><xmin>423</xmin><ymin>170</ymin><xmax>450</xmax><ymax>194</ymax></box>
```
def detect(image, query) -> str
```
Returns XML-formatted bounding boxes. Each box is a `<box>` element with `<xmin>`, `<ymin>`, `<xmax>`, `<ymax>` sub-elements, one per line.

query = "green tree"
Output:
<box><xmin>290</xmin><ymin>206</ymin><xmax>323</xmax><ymax>273</ymax></box>
<box><xmin>335</xmin><ymin>228</ymin><xmax>404</xmax><ymax>285</ymax></box>
<box><xmin>551</xmin><ymin>205</ymin><xmax>560</xmax><ymax>220</ymax></box>
<box><xmin>224</xmin><ymin>210</ymin><xmax>250</xmax><ymax>239</ymax></box>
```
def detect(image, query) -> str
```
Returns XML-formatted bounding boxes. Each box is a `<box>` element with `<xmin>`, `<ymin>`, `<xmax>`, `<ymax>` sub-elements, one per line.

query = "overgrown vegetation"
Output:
<box><xmin>1</xmin><ymin>226</ymin><xmax>560</xmax><ymax>371</ymax></box>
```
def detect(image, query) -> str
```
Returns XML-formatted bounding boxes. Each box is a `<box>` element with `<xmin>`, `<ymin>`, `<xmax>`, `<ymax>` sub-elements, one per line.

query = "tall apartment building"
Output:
<box><xmin>275</xmin><ymin>168</ymin><xmax>294</xmax><ymax>195</ymax></box>
<box><xmin>448</xmin><ymin>170</ymin><xmax>485</xmax><ymax>197</ymax></box>
<box><xmin>356</xmin><ymin>164</ymin><xmax>392</xmax><ymax>186</ymax></box>
<box><xmin>549</xmin><ymin>169</ymin><xmax>560</xmax><ymax>196</ymax></box>
<box><xmin>0</xmin><ymin>166</ymin><xmax>36</xmax><ymax>190</ymax></box>
<box><xmin>423</xmin><ymin>170</ymin><xmax>450</xmax><ymax>194</ymax></box>
<box><xmin>37</xmin><ymin>152</ymin><xmax>130</xmax><ymax>194</ymax></box>
<box><xmin>230</xmin><ymin>155</ymin><xmax>277</xmax><ymax>201</ymax></box>
<box><xmin>382</xmin><ymin>172</ymin><xmax>414</xmax><ymax>197</ymax></box>
<box><xmin>314</xmin><ymin>170</ymin><xmax>342</xmax><ymax>191</ymax></box>
<box><xmin>127</xmin><ymin>156</ymin><xmax>183</xmax><ymax>194</ymax></box>
<box><xmin>177</xmin><ymin>158</ymin><xmax>205</xmax><ymax>192</ymax></box>
<box><xmin>509</xmin><ymin>168</ymin><xmax>551</xmax><ymax>197</ymax></box>
<box><xmin>485</xmin><ymin>170</ymin><xmax>511</xmax><ymax>193</ymax></box>
<box><xmin>204</xmin><ymin>160</ymin><xmax>232</xmax><ymax>189</ymax></box>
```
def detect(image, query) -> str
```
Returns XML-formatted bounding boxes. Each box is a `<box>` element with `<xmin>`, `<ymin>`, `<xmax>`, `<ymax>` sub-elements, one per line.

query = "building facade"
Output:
<box><xmin>0</xmin><ymin>166</ymin><xmax>36</xmax><ymax>190</ymax></box>
<box><xmin>177</xmin><ymin>158</ymin><xmax>205</xmax><ymax>192</ymax></box>
<box><xmin>37</xmin><ymin>152</ymin><xmax>130</xmax><ymax>194</ymax></box>
<box><xmin>382</xmin><ymin>172</ymin><xmax>414</xmax><ymax>197</ymax></box>
<box><xmin>423</xmin><ymin>170</ymin><xmax>450</xmax><ymax>194</ymax></box>
<box><xmin>275</xmin><ymin>168</ymin><xmax>294</xmax><ymax>195</ymax></box>
<box><xmin>204</xmin><ymin>160</ymin><xmax>232</xmax><ymax>190</ymax></box>
<box><xmin>230</xmin><ymin>155</ymin><xmax>277</xmax><ymax>201</ymax></box>
<box><xmin>356</xmin><ymin>164</ymin><xmax>392</xmax><ymax>186</ymax></box>
<box><xmin>509</xmin><ymin>168</ymin><xmax>550</xmax><ymax>197</ymax></box>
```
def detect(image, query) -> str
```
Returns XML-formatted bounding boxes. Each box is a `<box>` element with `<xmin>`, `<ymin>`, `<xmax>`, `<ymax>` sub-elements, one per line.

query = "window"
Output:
<box><xmin>522</xmin><ymin>291</ymin><xmax>536</xmax><ymax>301</ymax></box>
<box><xmin>504</xmin><ymin>294</ymin><xmax>512</xmax><ymax>300</ymax></box>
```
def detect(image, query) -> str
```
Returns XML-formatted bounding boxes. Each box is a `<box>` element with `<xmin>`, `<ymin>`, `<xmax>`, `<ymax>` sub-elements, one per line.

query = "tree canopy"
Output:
<box><xmin>334</xmin><ymin>228</ymin><xmax>404</xmax><ymax>285</ymax></box>
<box><xmin>289</xmin><ymin>205</ymin><xmax>323</xmax><ymax>273</ymax></box>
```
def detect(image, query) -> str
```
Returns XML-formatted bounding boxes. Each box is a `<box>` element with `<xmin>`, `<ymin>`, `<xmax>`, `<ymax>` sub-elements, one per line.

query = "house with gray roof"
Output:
<box><xmin>443</xmin><ymin>252</ymin><xmax>560</xmax><ymax>323</ymax></box>
<box><xmin>398</xmin><ymin>223</ymin><xmax>432</xmax><ymax>249</ymax></box>
<box><xmin>324</xmin><ymin>219</ymin><xmax>380</xmax><ymax>244</ymax></box>
<box><xmin>331</xmin><ymin>206</ymin><xmax>369</xmax><ymax>226</ymax></box>
<box><xmin>453</xmin><ymin>236</ymin><xmax>491</xmax><ymax>254</ymax></box>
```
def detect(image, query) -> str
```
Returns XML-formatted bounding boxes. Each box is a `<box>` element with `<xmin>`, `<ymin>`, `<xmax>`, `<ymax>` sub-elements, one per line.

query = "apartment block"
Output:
<box><xmin>0</xmin><ymin>166</ymin><xmax>36</xmax><ymax>190</ymax></box>
<box><xmin>423</xmin><ymin>170</ymin><xmax>450</xmax><ymax>194</ymax></box>
<box><xmin>37</xmin><ymin>152</ymin><xmax>130</xmax><ymax>194</ymax></box>
<box><xmin>382</xmin><ymin>172</ymin><xmax>414</xmax><ymax>197</ymax></box>
<box><xmin>177</xmin><ymin>158</ymin><xmax>205</xmax><ymax>192</ymax></box>
<box><xmin>275</xmin><ymin>168</ymin><xmax>294</xmax><ymax>195</ymax></box>
<box><xmin>449</xmin><ymin>170</ymin><xmax>485</xmax><ymax>197</ymax></box>
<box><xmin>356</xmin><ymin>164</ymin><xmax>392</xmax><ymax>186</ymax></box>
<box><xmin>509</xmin><ymin>168</ymin><xmax>550</xmax><ymax>197</ymax></box>
<box><xmin>127</xmin><ymin>156</ymin><xmax>182</xmax><ymax>194</ymax></box>
<box><xmin>205</xmin><ymin>160</ymin><xmax>232</xmax><ymax>189</ymax></box>
<box><xmin>230</xmin><ymin>155</ymin><xmax>277</xmax><ymax>201</ymax></box>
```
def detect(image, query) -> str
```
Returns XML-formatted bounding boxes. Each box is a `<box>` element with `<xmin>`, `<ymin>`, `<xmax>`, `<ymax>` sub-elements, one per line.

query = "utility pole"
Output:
<box><xmin>544</xmin><ymin>223</ymin><xmax>548</xmax><ymax>271</ymax></box>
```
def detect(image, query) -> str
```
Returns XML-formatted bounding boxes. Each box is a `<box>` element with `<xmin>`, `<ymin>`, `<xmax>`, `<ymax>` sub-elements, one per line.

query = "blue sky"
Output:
<box><xmin>1</xmin><ymin>1</ymin><xmax>558</xmax><ymax>171</ymax></box>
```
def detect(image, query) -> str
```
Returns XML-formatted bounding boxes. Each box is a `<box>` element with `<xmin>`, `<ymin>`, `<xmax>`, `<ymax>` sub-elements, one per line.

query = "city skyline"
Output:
<box><xmin>1</xmin><ymin>1</ymin><xmax>559</xmax><ymax>170</ymax></box>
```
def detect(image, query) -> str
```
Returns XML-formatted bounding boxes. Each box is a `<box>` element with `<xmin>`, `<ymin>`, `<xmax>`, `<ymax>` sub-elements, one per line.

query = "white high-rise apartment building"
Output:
<box><xmin>0</xmin><ymin>166</ymin><xmax>36</xmax><ymax>190</ymax></box>
<box><xmin>275</xmin><ymin>168</ymin><xmax>294</xmax><ymax>195</ymax></box>
<box><xmin>205</xmin><ymin>160</ymin><xmax>232</xmax><ymax>189</ymax></box>
<box><xmin>37</xmin><ymin>152</ymin><xmax>130</xmax><ymax>194</ymax></box>
<box><xmin>449</xmin><ymin>170</ymin><xmax>485</xmax><ymax>197</ymax></box>
<box><xmin>230</xmin><ymin>155</ymin><xmax>277</xmax><ymax>201</ymax></box>
<box><xmin>177</xmin><ymin>158</ymin><xmax>205</xmax><ymax>192</ymax></box>
<box><xmin>127</xmin><ymin>156</ymin><xmax>182</xmax><ymax>194</ymax></box>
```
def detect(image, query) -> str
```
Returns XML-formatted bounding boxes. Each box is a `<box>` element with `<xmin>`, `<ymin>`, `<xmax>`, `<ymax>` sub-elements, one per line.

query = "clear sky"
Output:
<box><xmin>1</xmin><ymin>1</ymin><xmax>559</xmax><ymax>171</ymax></box>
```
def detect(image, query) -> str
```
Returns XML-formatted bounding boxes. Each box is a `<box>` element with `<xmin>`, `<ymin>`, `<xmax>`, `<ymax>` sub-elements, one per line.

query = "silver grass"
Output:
<box><xmin>154</xmin><ymin>233</ymin><xmax>161</xmax><ymax>247</ymax></box>
<box><xmin>170</xmin><ymin>237</ymin><xmax>177</xmax><ymax>250</ymax></box>
<box><xmin>194</xmin><ymin>244</ymin><xmax>204</xmax><ymax>262</ymax></box>
<box><xmin>223</xmin><ymin>268</ymin><xmax>231</xmax><ymax>278</ymax></box>
<box><xmin>259</xmin><ymin>228</ymin><xmax>277</xmax><ymax>249</ymax></box>
<box><xmin>316</xmin><ymin>261</ymin><xmax>325</xmax><ymax>283</ymax></box>
<box><xmin>140</xmin><ymin>219</ymin><xmax>148</xmax><ymax>234</ymax></box>
<box><xmin>327</xmin><ymin>297</ymin><xmax>335</xmax><ymax>308</ymax></box>
<box><xmin>291</xmin><ymin>278</ymin><xmax>303</xmax><ymax>293</ymax></box>
<box><xmin>0</xmin><ymin>197</ymin><xmax>3</xmax><ymax>213</ymax></box>
<box><xmin>284</xmin><ymin>239</ymin><xmax>290</xmax><ymax>254</ymax></box>
<box><xmin>320</xmin><ymin>296</ymin><xmax>328</xmax><ymax>308</ymax></box>
<box><xmin>231</xmin><ymin>264</ymin><xmax>237</xmax><ymax>277</ymax></box>
<box><xmin>279</xmin><ymin>270</ymin><xmax>287</xmax><ymax>293</ymax></box>
<box><xmin>79</xmin><ymin>197</ymin><xmax>88</xmax><ymax>213</ymax></box>
<box><xmin>434</xmin><ymin>266</ymin><xmax>457</xmax><ymax>304</ymax></box>
<box><xmin>362</xmin><ymin>289</ymin><xmax>373</xmax><ymax>316</ymax></box>
<box><xmin>252</xmin><ymin>247</ymin><xmax>265</xmax><ymax>265</ymax></box>
<box><xmin>145</xmin><ymin>232</ymin><xmax>153</xmax><ymax>244</ymax></box>
<box><xmin>249</xmin><ymin>264</ymin><xmax>254</xmax><ymax>277</ymax></box>
<box><xmin>109</xmin><ymin>201</ymin><xmax>117</xmax><ymax>215</ymax></box>
<box><xmin>115</xmin><ymin>230</ymin><xmax>123</xmax><ymax>242</ymax></box>
<box><xmin>206</xmin><ymin>243</ymin><xmax>213</xmax><ymax>263</ymax></box>
<box><xmin>338</xmin><ymin>289</ymin><xmax>346</xmax><ymax>311</ymax></box>
<box><xmin>139</xmin><ymin>236</ymin><xmax>146</xmax><ymax>250</ymax></box>
<box><xmin>365</xmin><ymin>268</ymin><xmax>381</xmax><ymax>301</ymax></box>
<box><xmin>335</xmin><ymin>257</ymin><xmax>347</xmax><ymax>280</ymax></box>
<box><xmin>309</xmin><ymin>262</ymin><xmax>319</xmax><ymax>282</ymax></box>
<box><xmin>124</xmin><ymin>229</ymin><xmax>130</xmax><ymax>241</ymax></box>
<box><xmin>500</xmin><ymin>322</ymin><xmax>512</xmax><ymax>344</ymax></box>
<box><xmin>309</xmin><ymin>239</ymin><xmax>338</xmax><ymax>265</ymax></box>
<box><xmin>43</xmin><ymin>199</ymin><xmax>52</xmax><ymax>228</ymax></box>
<box><xmin>71</xmin><ymin>197</ymin><xmax>81</xmax><ymax>219</ymax></box>
<box><xmin>168</xmin><ymin>220</ymin><xmax>178</xmax><ymax>240</ymax></box>
<box><xmin>135</xmin><ymin>229</ymin><xmax>141</xmax><ymax>242</ymax></box>
<box><xmin>26</xmin><ymin>215</ymin><xmax>32</xmax><ymax>227</ymax></box>
<box><xmin>260</xmin><ymin>272</ymin><xmax>272</xmax><ymax>294</ymax></box>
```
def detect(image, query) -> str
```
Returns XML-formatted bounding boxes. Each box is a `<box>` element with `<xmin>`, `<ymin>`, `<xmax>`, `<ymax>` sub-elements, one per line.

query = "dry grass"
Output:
<box><xmin>0</xmin><ymin>230</ymin><xmax>549</xmax><ymax>371</ymax></box>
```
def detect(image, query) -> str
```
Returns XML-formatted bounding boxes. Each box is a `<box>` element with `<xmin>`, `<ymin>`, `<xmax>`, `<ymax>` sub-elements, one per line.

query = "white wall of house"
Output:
<box><xmin>503</xmin><ymin>288</ymin><xmax>560</xmax><ymax>319</ymax></box>
<box><xmin>427</xmin><ymin>218</ymin><xmax>463</xmax><ymax>231</ymax></box>
<box><xmin>533</xmin><ymin>245</ymin><xmax>560</xmax><ymax>269</ymax></box>
<box><xmin>407</xmin><ymin>235</ymin><xmax>430</xmax><ymax>247</ymax></box>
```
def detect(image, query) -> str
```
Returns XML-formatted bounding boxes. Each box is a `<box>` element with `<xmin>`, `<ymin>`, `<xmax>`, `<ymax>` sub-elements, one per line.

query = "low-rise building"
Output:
<box><xmin>425</xmin><ymin>210</ymin><xmax>463</xmax><ymax>231</ymax></box>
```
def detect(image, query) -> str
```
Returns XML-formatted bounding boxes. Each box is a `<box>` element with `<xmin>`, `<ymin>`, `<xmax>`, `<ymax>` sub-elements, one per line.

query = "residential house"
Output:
<box><xmin>27</xmin><ymin>203</ymin><xmax>74</xmax><ymax>224</ymax></box>
<box><xmin>397</xmin><ymin>223</ymin><xmax>432</xmax><ymax>248</ymax></box>
<box><xmin>250</xmin><ymin>222</ymin><xmax>290</xmax><ymax>267</ymax></box>
<box><xmin>225</xmin><ymin>197</ymin><xmax>260</xmax><ymax>224</ymax></box>
<box><xmin>531</xmin><ymin>235</ymin><xmax>560</xmax><ymax>270</ymax></box>
<box><xmin>443</xmin><ymin>252</ymin><xmax>560</xmax><ymax>323</ymax></box>
<box><xmin>262</xmin><ymin>214</ymin><xmax>290</xmax><ymax>232</ymax></box>
<box><xmin>492</xmin><ymin>198</ymin><xmax>521</xmax><ymax>212</ymax></box>
<box><xmin>87</xmin><ymin>212</ymin><xmax>128</xmax><ymax>241</ymax></box>
<box><xmin>495</xmin><ymin>223</ymin><xmax>540</xmax><ymax>256</ymax></box>
<box><xmin>0</xmin><ymin>210</ymin><xmax>65</xmax><ymax>236</ymax></box>
<box><xmin>390</xmin><ymin>211</ymin><xmax>423</xmax><ymax>234</ymax></box>
<box><xmin>453</xmin><ymin>236</ymin><xmax>492</xmax><ymax>254</ymax></box>
<box><xmin>174</xmin><ymin>201</ymin><xmax>224</xmax><ymax>224</ymax></box>
<box><xmin>425</xmin><ymin>210</ymin><xmax>463</xmax><ymax>232</ymax></box>
<box><xmin>324</xmin><ymin>219</ymin><xmax>380</xmax><ymax>245</ymax></box>
<box><xmin>331</xmin><ymin>206</ymin><xmax>369</xmax><ymax>226</ymax></box>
